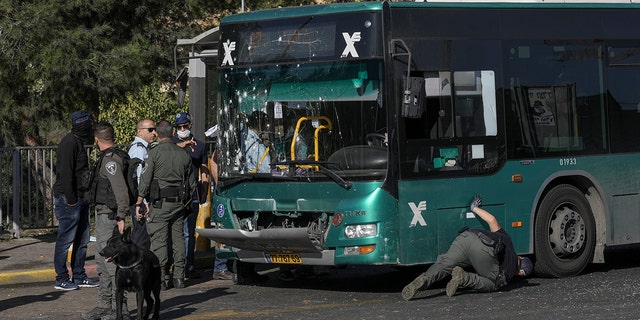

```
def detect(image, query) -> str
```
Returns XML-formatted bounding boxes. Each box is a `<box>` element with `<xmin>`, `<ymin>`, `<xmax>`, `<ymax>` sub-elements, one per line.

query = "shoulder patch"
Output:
<box><xmin>105</xmin><ymin>161</ymin><xmax>118</xmax><ymax>176</ymax></box>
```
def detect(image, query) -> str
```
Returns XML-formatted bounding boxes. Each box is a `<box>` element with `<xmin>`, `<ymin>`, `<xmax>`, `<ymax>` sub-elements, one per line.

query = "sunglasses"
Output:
<box><xmin>177</xmin><ymin>124</ymin><xmax>190</xmax><ymax>130</ymax></box>
<box><xmin>141</xmin><ymin>127</ymin><xmax>156</xmax><ymax>132</ymax></box>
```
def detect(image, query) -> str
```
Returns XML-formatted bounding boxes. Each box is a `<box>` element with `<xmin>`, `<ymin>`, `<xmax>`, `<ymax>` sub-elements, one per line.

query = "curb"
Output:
<box><xmin>0</xmin><ymin>254</ymin><xmax>215</xmax><ymax>286</ymax></box>
<box><xmin>0</xmin><ymin>264</ymin><xmax>98</xmax><ymax>286</ymax></box>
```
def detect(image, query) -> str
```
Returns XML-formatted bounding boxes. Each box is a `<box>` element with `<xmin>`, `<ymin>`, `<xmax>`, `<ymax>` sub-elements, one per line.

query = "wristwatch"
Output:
<box><xmin>115</xmin><ymin>216</ymin><xmax>124</xmax><ymax>222</ymax></box>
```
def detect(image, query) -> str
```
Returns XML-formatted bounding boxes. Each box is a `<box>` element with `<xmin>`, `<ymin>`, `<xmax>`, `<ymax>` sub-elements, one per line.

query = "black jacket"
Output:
<box><xmin>53</xmin><ymin>133</ymin><xmax>90</xmax><ymax>204</ymax></box>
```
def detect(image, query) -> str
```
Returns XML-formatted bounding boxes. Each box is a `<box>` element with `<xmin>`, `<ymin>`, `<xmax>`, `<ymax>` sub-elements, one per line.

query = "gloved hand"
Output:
<box><xmin>470</xmin><ymin>195</ymin><xmax>482</xmax><ymax>211</ymax></box>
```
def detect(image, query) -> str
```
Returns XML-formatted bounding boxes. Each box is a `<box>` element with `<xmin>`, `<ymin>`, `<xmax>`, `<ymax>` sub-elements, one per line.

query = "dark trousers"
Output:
<box><xmin>129</xmin><ymin>206</ymin><xmax>150</xmax><ymax>251</ymax></box>
<box><xmin>419</xmin><ymin>231</ymin><xmax>501</xmax><ymax>292</ymax></box>
<box><xmin>53</xmin><ymin>196</ymin><xmax>90</xmax><ymax>282</ymax></box>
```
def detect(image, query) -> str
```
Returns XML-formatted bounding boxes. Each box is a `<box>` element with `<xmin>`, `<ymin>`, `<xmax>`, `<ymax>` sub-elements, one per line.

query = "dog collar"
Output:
<box><xmin>117</xmin><ymin>255</ymin><xmax>143</xmax><ymax>269</ymax></box>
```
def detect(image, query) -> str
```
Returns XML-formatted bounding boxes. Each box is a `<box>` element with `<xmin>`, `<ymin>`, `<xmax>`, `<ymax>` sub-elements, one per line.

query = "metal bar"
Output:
<box><xmin>12</xmin><ymin>149</ymin><xmax>21</xmax><ymax>238</ymax></box>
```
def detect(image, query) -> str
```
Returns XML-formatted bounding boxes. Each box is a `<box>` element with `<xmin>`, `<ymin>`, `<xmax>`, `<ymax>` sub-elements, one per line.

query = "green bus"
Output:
<box><xmin>198</xmin><ymin>1</ymin><xmax>640</xmax><ymax>278</ymax></box>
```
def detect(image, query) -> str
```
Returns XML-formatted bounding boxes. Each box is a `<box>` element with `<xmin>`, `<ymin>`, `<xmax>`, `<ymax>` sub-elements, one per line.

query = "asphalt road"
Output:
<box><xmin>1</xmin><ymin>245</ymin><xmax>639</xmax><ymax>320</ymax></box>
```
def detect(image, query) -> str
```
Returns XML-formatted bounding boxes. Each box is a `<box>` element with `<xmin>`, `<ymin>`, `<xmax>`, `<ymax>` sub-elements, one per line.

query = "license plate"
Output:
<box><xmin>265</xmin><ymin>253</ymin><xmax>302</xmax><ymax>264</ymax></box>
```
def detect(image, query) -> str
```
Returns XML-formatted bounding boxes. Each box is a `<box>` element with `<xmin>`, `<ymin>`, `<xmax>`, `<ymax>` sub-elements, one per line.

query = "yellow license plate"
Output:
<box><xmin>266</xmin><ymin>253</ymin><xmax>302</xmax><ymax>264</ymax></box>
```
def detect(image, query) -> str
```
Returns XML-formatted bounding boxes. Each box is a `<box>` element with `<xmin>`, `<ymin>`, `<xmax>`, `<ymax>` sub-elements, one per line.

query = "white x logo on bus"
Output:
<box><xmin>222</xmin><ymin>39</ymin><xmax>236</xmax><ymax>66</ymax></box>
<box><xmin>408</xmin><ymin>201</ymin><xmax>427</xmax><ymax>227</ymax></box>
<box><xmin>341</xmin><ymin>32</ymin><xmax>361</xmax><ymax>58</ymax></box>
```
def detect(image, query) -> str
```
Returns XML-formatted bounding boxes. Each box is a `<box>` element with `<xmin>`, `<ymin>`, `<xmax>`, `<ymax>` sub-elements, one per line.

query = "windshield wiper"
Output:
<box><xmin>219</xmin><ymin>169</ymin><xmax>303</xmax><ymax>189</ymax></box>
<box><xmin>273</xmin><ymin>160</ymin><xmax>352</xmax><ymax>190</ymax></box>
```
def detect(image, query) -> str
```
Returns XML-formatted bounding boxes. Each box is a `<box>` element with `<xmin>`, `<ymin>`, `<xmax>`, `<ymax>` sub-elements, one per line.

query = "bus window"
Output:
<box><xmin>505</xmin><ymin>40</ymin><xmax>605</xmax><ymax>157</ymax></box>
<box><xmin>453</xmin><ymin>70</ymin><xmax>497</xmax><ymax>137</ymax></box>
<box><xmin>403</xmin><ymin>70</ymin><xmax>500</xmax><ymax>175</ymax></box>
<box><xmin>608</xmin><ymin>46</ymin><xmax>640</xmax><ymax>152</ymax></box>
<box><xmin>406</xmin><ymin>70</ymin><xmax>496</xmax><ymax>140</ymax></box>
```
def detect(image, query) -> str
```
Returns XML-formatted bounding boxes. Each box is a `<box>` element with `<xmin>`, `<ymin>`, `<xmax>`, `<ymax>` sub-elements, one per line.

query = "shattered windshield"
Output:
<box><xmin>216</xmin><ymin>60</ymin><xmax>387</xmax><ymax>180</ymax></box>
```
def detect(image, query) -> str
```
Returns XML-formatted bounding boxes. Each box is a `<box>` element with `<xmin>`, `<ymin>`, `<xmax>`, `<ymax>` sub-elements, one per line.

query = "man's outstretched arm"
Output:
<box><xmin>470</xmin><ymin>195</ymin><xmax>502</xmax><ymax>232</ymax></box>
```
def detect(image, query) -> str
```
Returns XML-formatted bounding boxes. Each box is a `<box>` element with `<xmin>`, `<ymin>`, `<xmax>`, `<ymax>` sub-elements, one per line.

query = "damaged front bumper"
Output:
<box><xmin>196</xmin><ymin>227</ymin><xmax>336</xmax><ymax>265</ymax></box>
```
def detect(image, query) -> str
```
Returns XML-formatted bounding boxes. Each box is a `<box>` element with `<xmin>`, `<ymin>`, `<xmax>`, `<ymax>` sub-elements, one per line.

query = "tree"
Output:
<box><xmin>0</xmin><ymin>0</ymin><xmax>216</xmax><ymax>146</ymax></box>
<box><xmin>0</xmin><ymin>0</ymin><xmax>322</xmax><ymax>148</ymax></box>
<box><xmin>100</xmin><ymin>82</ymin><xmax>186</xmax><ymax>144</ymax></box>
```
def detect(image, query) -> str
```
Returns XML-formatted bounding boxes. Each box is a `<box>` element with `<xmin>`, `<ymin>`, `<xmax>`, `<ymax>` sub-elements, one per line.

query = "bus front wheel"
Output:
<box><xmin>534</xmin><ymin>184</ymin><xmax>595</xmax><ymax>278</ymax></box>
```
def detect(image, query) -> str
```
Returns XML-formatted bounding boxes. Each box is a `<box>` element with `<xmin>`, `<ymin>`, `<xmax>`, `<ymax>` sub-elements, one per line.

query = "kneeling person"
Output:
<box><xmin>402</xmin><ymin>195</ymin><xmax>533</xmax><ymax>301</ymax></box>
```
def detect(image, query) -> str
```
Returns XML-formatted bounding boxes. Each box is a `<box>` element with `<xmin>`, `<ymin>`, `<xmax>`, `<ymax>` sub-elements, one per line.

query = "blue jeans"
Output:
<box><xmin>53</xmin><ymin>196</ymin><xmax>90</xmax><ymax>282</ymax></box>
<box><xmin>214</xmin><ymin>255</ymin><xmax>228</xmax><ymax>272</ymax></box>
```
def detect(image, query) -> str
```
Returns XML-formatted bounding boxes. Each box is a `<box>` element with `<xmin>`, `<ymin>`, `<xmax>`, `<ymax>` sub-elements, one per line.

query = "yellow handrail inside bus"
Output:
<box><xmin>290</xmin><ymin>116</ymin><xmax>332</xmax><ymax>170</ymax></box>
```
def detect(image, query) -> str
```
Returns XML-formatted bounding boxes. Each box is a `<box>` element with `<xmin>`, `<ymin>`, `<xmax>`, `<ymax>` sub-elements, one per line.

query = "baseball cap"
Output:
<box><xmin>71</xmin><ymin>110</ymin><xmax>92</xmax><ymax>125</ymax></box>
<box><xmin>519</xmin><ymin>256</ymin><xmax>534</xmax><ymax>277</ymax></box>
<box><xmin>175</xmin><ymin>112</ymin><xmax>191</xmax><ymax>125</ymax></box>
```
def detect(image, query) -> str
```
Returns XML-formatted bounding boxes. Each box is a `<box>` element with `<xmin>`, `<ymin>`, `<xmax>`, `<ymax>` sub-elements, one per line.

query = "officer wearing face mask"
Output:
<box><xmin>172</xmin><ymin>112</ymin><xmax>210</xmax><ymax>280</ymax></box>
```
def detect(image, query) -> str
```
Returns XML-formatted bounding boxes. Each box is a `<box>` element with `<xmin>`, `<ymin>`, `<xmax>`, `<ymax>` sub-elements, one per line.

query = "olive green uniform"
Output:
<box><xmin>94</xmin><ymin>150</ymin><xmax>129</xmax><ymax>310</ymax></box>
<box><xmin>138</xmin><ymin>140</ymin><xmax>195</xmax><ymax>282</ymax></box>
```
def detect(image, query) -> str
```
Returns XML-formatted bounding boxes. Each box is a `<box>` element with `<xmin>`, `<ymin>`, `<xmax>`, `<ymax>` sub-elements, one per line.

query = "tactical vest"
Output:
<box><xmin>90</xmin><ymin>148</ymin><xmax>124</xmax><ymax>210</ymax></box>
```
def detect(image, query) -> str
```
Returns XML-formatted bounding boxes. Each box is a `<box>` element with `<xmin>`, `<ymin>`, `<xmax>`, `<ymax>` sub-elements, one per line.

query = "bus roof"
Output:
<box><xmin>221</xmin><ymin>1</ymin><xmax>640</xmax><ymax>24</ymax></box>
<box><xmin>221</xmin><ymin>2</ymin><xmax>384</xmax><ymax>24</ymax></box>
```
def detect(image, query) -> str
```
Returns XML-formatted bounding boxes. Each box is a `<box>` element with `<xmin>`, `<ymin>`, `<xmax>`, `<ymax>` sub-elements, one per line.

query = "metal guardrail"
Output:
<box><xmin>0</xmin><ymin>146</ymin><xmax>98</xmax><ymax>238</ymax></box>
<box><xmin>1</xmin><ymin>142</ymin><xmax>215</xmax><ymax>238</ymax></box>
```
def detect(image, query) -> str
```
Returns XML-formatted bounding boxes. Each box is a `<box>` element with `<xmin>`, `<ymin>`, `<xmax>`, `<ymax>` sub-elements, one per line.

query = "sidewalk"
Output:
<box><xmin>0</xmin><ymin>232</ymin><xmax>215</xmax><ymax>286</ymax></box>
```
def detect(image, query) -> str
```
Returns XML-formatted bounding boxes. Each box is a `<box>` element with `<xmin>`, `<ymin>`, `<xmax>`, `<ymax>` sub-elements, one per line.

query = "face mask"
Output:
<box><xmin>177</xmin><ymin>129</ymin><xmax>191</xmax><ymax>139</ymax></box>
<box><xmin>178</xmin><ymin>129</ymin><xmax>191</xmax><ymax>139</ymax></box>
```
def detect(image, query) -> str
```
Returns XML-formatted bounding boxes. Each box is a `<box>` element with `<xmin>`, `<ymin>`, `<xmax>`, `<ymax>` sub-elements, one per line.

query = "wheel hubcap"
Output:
<box><xmin>549</xmin><ymin>206</ymin><xmax>585</xmax><ymax>257</ymax></box>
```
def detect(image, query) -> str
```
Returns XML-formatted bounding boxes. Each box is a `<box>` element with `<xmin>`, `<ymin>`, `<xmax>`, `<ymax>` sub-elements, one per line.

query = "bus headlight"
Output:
<box><xmin>344</xmin><ymin>224</ymin><xmax>378</xmax><ymax>239</ymax></box>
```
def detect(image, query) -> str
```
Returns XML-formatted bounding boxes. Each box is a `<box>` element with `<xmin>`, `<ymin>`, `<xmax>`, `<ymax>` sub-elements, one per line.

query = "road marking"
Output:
<box><xmin>178</xmin><ymin>299</ymin><xmax>385</xmax><ymax>319</ymax></box>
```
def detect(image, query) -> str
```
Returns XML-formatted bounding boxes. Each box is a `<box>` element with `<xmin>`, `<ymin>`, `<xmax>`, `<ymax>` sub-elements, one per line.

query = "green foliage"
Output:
<box><xmin>99</xmin><ymin>82</ymin><xmax>187</xmax><ymax>144</ymax></box>
<box><xmin>0</xmin><ymin>0</ymin><xmax>213</xmax><ymax>146</ymax></box>
<box><xmin>0</xmin><ymin>0</ymin><xmax>320</xmax><ymax>147</ymax></box>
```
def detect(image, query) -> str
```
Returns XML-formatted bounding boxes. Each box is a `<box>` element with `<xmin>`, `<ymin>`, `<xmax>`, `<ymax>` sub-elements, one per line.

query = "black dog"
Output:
<box><xmin>100</xmin><ymin>226</ymin><xmax>161</xmax><ymax>320</ymax></box>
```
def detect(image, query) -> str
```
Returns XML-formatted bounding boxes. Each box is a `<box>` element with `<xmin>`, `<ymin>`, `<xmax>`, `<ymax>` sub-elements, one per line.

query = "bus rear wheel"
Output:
<box><xmin>534</xmin><ymin>184</ymin><xmax>595</xmax><ymax>278</ymax></box>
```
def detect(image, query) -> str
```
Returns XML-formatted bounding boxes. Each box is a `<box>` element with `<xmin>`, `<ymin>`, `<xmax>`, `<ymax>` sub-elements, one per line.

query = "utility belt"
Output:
<box><xmin>459</xmin><ymin>226</ymin><xmax>505</xmax><ymax>256</ymax></box>
<box><xmin>162</xmin><ymin>197</ymin><xmax>182</xmax><ymax>203</ymax></box>
<box><xmin>159</xmin><ymin>186</ymin><xmax>180</xmax><ymax>198</ymax></box>
<box><xmin>149</xmin><ymin>180</ymin><xmax>191</xmax><ymax>209</ymax></box>
<box><xmin>158</xmin><ymin>187</ymin><xmax>184</xmax><ymax>205</ymax></box>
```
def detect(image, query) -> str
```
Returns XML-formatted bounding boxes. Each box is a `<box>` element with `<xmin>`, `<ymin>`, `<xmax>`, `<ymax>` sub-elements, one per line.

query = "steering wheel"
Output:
<box><xmin>366</xmin><ymin>133</ymin><xmax>387</xmax><ymax>147</ymax></box>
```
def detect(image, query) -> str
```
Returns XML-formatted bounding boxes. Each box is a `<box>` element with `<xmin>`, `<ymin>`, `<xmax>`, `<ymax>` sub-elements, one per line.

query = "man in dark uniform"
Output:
<box><xmin>135</xmin><ymin>120</ymin><xmax>195</xmax><ymax>290</ymax></box>
<box><xmin>402</xmin><ymin>195</ymin><xmax>534</xmax><ymax>300</ymax></box>
<box><xmin>82</xmin><ymin>122</ymin><xmax>130</xmax><ymax>320</ymax></box>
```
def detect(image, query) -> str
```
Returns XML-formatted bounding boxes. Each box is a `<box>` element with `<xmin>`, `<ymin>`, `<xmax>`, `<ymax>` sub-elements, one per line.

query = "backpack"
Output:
<box><xmin>113</xmin><ymin>148</ymin><xmax>143</xmax><ymax>206</ymax></box>
<box><xmin>89</xmin><ymin>147</ymin><xmax>143</xmax><ymax>208</ymax></box>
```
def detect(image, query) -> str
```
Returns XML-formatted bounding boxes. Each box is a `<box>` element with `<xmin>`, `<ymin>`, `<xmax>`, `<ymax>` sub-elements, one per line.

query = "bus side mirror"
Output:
<box><xmin>402</xmin><ymin>77</ymin><xmax>425</xmax><ymax>118</ymax></box>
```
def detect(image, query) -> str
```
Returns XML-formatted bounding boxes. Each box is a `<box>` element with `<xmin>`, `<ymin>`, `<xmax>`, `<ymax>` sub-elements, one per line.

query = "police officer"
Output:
<box><xmin>134</xmin><ymin>120</ymin><xmax>195</xmax><ymax>290</ymax></box>
<box><xmin>83</xmin><ymin>122</ymin><xmax>130</xmax><ymax>320</ymax></box>
<box><xmin>402</xmin><ymin>195</ymin><xmax>534</xmax><ymax>301</ymax></box>
<box><xmin>128</xmin><ymin>119</ymin><xmax>156</xmax><ymax>251</ymax></box>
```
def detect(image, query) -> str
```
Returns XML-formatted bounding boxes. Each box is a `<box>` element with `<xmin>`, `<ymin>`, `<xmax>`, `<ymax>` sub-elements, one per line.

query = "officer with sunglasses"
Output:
<box><xmin>128</xmin><ymin>119</ymin><xmax>156</xmax><ymax>251</ymax></box>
